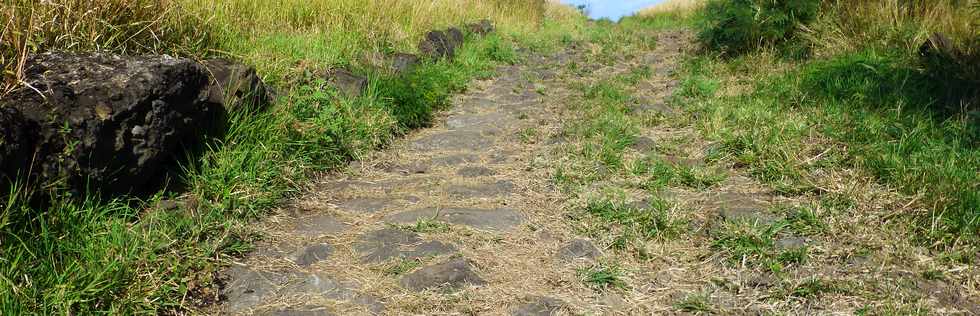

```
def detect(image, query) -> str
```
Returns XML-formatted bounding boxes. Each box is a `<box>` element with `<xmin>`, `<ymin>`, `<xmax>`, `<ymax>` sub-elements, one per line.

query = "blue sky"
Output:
<box><xmin>559</xmin><ymin>0</ymin><xmax>668</xmax><ymax>21</ymax></box>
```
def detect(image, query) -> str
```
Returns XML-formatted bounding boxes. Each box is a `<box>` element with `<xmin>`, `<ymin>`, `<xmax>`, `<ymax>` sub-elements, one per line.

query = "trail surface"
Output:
<box><xmin>214</xmin><ymin>31</ymin><xmax>689</xmax><ymax>315</ymax></box>
<box><xmin>215</xmin><ymin>27</ymin><xmax>980</xmax><ymax>315</ymax></box>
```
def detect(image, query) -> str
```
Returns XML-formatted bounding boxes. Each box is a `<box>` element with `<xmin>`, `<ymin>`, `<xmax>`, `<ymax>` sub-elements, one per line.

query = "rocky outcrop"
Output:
<box><xmin>0</xmin><ymin>52</ymin><xmax>232</xmax><ymax>195</ymax></box>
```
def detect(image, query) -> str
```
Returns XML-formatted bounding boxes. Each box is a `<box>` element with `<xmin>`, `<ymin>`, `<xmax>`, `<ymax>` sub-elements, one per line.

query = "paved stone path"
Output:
<box><xmin>215</xmin><ymin>30</ymin><xmax>705</xmax><ymax>315</ymax></box>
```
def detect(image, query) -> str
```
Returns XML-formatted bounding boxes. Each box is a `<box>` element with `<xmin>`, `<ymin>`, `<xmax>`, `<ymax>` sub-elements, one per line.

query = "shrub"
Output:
<box><xmin>919</xmin><ymin>32</ymin><xmax>980</xmax><ymax>114</ymax></box>
<box><xmin>697</xmin><ymin>0</ymin><xmax>820</xmax><ymax>56</ymax></box>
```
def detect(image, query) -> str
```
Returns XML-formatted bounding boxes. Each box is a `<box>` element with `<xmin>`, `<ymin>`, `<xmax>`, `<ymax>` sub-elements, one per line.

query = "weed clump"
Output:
<box><xmin>697</xmin><ymin>0</ymin><xmax>820</xmax><ymax>56</ymax></box>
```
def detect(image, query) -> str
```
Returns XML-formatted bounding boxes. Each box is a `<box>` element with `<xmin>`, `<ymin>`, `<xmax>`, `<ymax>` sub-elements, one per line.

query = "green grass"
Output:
<box><xmin>633</xmin><ymin>157</ymin><xmax>727</xmax><ymax>190</ymax></box>
<box><xmin>404</xmin><ymin>218</ymin><xmax>452</xmax><ymax>234</ymax></box>
<box><xmin>586</xmin><ymin>199</ymin><xmax>681</xmax><ymax>240</ymax></box>
<box><xmin>0</xmin><ymin>30</ymin><xmax>533</xmax><ymax>313</ymax></box>
<box><xmin>710</xmin><ymin>220</ymin><xmax>811</xmax><ymax>273</ymax></box>
<box><xmin>383</xmin><ymin>259</ymin><xmax>424</xmax><ymax>276</ymax></box>
<box><xmin>782</xmin><ymin>278</ymin><xmax>844</xmax><ymax>300</ymax></box>
<box><xmin>578</xmin><ymin>263</ymin><xmax>627</xmax><ymax>291</ymax></box>
<box><xmin>678</xmin><ymin>0</ymin><xmax>979</xmax><ymax>252</ymax></box>
<box><xmin>674</xmin><ymin>292</ymin><xmax>714</xmax><ymax>314</ymax></box>
<box><xmin>679</xmin><ymin>50</ymin><xmax>979</xmax><ymax>248</ymax></box>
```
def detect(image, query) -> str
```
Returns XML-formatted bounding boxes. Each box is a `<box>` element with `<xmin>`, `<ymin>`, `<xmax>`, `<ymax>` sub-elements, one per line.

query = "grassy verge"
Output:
<box><xmin>0</xmin><ymin>0</ymin><xmax>573</xmax><ymax>313</ymax></box>
<box><xmin>667</xmin><ymin>0</ymin><xmax>978</xmax><ymax>249</ymax></box>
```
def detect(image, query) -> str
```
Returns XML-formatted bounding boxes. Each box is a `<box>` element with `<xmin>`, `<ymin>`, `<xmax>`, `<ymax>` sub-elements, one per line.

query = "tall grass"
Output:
<box><xmin>804</xmin><ymin>0</ymin><xmax>978</xmax><ymax>58</ymax></box>
<box><xmin>678</xmin><ymin>0</ymin><xmax>979</xmax><ymax>249</ymax></box>
<box><xmin>639</xmin><ymin>0</ymin><xmax>705</xmax><ymax>17</ymax></box>
<box><xmin>1</xmin><ymin>0</ymin><xmax>544</xmax><ymax>89</ymax></box>
<box><xmin>0</xmin><ymin>0</ymin><xmax>563</xmax><ymax>313</ymax></box>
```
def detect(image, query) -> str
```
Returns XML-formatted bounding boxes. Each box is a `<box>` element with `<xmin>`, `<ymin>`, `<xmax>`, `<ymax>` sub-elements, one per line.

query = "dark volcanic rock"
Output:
<box><xmin>419</xmin><ymin>30</ymin><xmax>456</xmax><ymax>60</ymax></box>
<box><xmin>0</xmin><ymin>107</ymin><xmax>38</xmax><ymax>184</ymax></box>
<box><xmin>354</xmin><ymin>227</ymin><xmax>456</xmax><ymax>263</ymax></box>
<box><xmin>400</xmin><ymin>258</ymin><xmax>486</xmax><ymax>291</ymax></box>
<box><xmin>323</xmin><ymin>68</ymin><xmax>367</xmax><ymax>98</ymax></box>
<box><xmin>384</xmin><ymin>207</ymin><xmax>524</xmax><ymax>232</ymax></box>
<box><xmin>556</xmin><ymin>239</ymin><xmax>601</xmax><ymax>262</ymax></box>
<box><xmin>467</xmin><ymin>19</ymin><xmax>495</xmax><ymax>36</ymax></box>
<box><xmin>391</xmin><ymin>53</ymin><xmax>420</xmax><ymax>74</ymax></box>
<box><xmin>446</xmin><ymin>27</ymin><xmax>465</xmax><ymax>49</ymax></box>
<box><xmin>0</xmin><ymin>52</ymin><xmax>222</xmax><ymax>195</ymax></box>
<box><xmin>293</xmin><ymin>243</ymin><xmax>333</xmax><ymax>266</ymax></box>
<box><xmin>202</xmin><ymin>58</ymin><xmax>270</xmax><ymax>112</ymax></box>
<box><xmin>513</xmin><ymin>296</ymin><xmax>565</xmax><ymax>316</ymax></box>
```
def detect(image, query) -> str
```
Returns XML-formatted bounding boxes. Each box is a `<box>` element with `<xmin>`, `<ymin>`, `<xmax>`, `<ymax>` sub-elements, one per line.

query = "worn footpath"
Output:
<box><xmin>212</xmin><ymin>30</ymin><xmax>690</xmax><ymax>315</ymax></box>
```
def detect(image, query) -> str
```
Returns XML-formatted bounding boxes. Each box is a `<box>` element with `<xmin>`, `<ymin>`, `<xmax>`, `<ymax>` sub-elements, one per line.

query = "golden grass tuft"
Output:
<box><xmin>639</xmin><ymin>0</ymin><xmax>705</xmax><ymax>17</ymax></box>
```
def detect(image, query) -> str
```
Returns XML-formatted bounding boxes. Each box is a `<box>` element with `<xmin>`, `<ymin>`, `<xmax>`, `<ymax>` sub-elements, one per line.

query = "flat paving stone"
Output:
<box><xmin>513</xmin><ymin>296</ymin><xmax>565</xmax><ymax>316</ymax></box>
<box><xmin>222</xmin><ymin>267</ymin><xmax>287</xmax><ymax>313</ymax></box>
<box><xmin>431</xmin><ymin>153</ymin><xmax>481</xmax><ymax>167</ymax></box>
<box><xmin>318</xmin><ymin>180</ymin><xmax>375</xmax><ymax>191</ymax></box>
<box><xmin>703</xmin><ymin>192</ymin><xmax>777</xmax><ymax>225</ymax></box>
<box><xmin>718</xmin><ymin>207</ymin><xmax>777</xmax><ymax>225</ymax></box>
<box><xmin>445</xmin><ymin>180</ymin><xmax>515</xmax><ymax>198</ymax></box>
<box><xmin>657</xmin><ymin>155</ymin><xmax>705</xmax><ymax>168</ymax></box>
<box><xmin>775</xmin><ymin>237</ymin><xmax>808</xmax><ymax>250</ymax></box>
<box><xmin>295</xmin><ymin>215</ymin><xmax>350</xmax><ymax>237</ymax></box>
<box><xmin>293</xmin><ymin>243</ymin><xmax>333</xmax><ymax>267</ymax></box>
<box><xmin>336</xmin><ymin>197</ymin><xmax>396</xmax><ymax>214</ymax></box>
<box><xmin>463</xmin><ymin>97</ymin><xmax>497</xmax><ymax>109</ymax></box>
<box><xmin>411</xmin><ymin>130</ymin><xmax>494</xmax><ymax>151</ymax></box>
<box><xmin>500</xmin><ymin>90</ymin><xmax>540</xmax><ymax>105</ymax></box>
<box><xmin>456</xmin><ymin>166</ymin><xmax>496</xmax><ymax>177</ymax></box>
<box><xmin>400</xmin><ymin>258</ymin><xmax>486</xmax><ymax>292</ymax></box>
<box><xmin>383</xmin><ymin>207</ymin><xmax>524</xmax><ymax>232</ymax></box>
<box><xmin>556</xmin><ymin>239</ymin><xmax>601</xmax><ymax>262</ymax></box>
<box><xmin>632</xmin><ymin>101</ymin><xmax>676</xmax><ymax>116</ymax></box>
<box><xmin>354</xmin><ymin>227</ymin><xmax>456</xmax><ymax>263</ymax></box>
<box><xmin>281</xmin><ymin>273</ymin><xmax>384</xmax><ymax>314</ymax></box>
<box><xmin>446</xmin><ymin>112</ymin><xmax>510</xmax><ymax>131</ymax></box>
<box><xmin>488</xmin><ymin>150</ymin><xmax>518</xmax><ymax>163</ymax></box>
<box><xmin>263</xmin><ymin>307</ymin><xmax>335</xmax><ymax>316</ymax></box>
<box><xmin>630</xmin><ymin>136</ymin><xmax>656</xmax><ymax>152</ymax></box>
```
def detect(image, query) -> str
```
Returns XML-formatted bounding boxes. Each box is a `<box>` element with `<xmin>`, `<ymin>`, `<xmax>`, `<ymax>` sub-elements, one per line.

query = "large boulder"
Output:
<box><xmin>0</xmin><ymin>52</ymin><xmax>223</xmax><ymax>195</ymax></box>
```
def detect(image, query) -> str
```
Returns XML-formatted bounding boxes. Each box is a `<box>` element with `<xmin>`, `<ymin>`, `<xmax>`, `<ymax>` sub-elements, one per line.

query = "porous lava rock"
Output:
<box><xmin>0</xmin><ymin>52</ymin><xmax>225</xmax><ymax>195</ymax></box>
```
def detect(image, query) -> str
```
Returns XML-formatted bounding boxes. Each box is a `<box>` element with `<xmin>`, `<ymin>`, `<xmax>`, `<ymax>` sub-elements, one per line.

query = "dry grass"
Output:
<box><xmin>639</xmin><ymin>0</ymin><xmax>705</xmax><ymax>17</ymax></box>
<box><xmin>804</xmin><ymin>0</ymin><xmax>979</xmax><ymax>58</ymax></box>
<box><xmin>0</xmin><ymin>0</ymin><xmax>546</xmax><ymax>92</ymax></box>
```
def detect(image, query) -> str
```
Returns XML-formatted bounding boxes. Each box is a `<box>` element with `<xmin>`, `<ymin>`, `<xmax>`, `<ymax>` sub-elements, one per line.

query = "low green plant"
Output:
<box><xmin>710</xmin><ymin>221</ymin><xmax>810</xmax><ymax>272</ymax></box>
<box><xmin>697</xmin><ymin>0</ymin><xmax>820</xmax><ymax>56</ymax></box>
<box><xmin>675</xmin><ymin>293</ymin><xmax>714</xmax><ymax>314</ymax></box>
<box><xmin>578</xmin><ymin>263</ymin><xmax>627</xmax><ymax>290</ymax></box>
<box><xmin>586</xmin><ymin>199</ymin><xmax>681</xmax><ymax>242</ymax></box>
